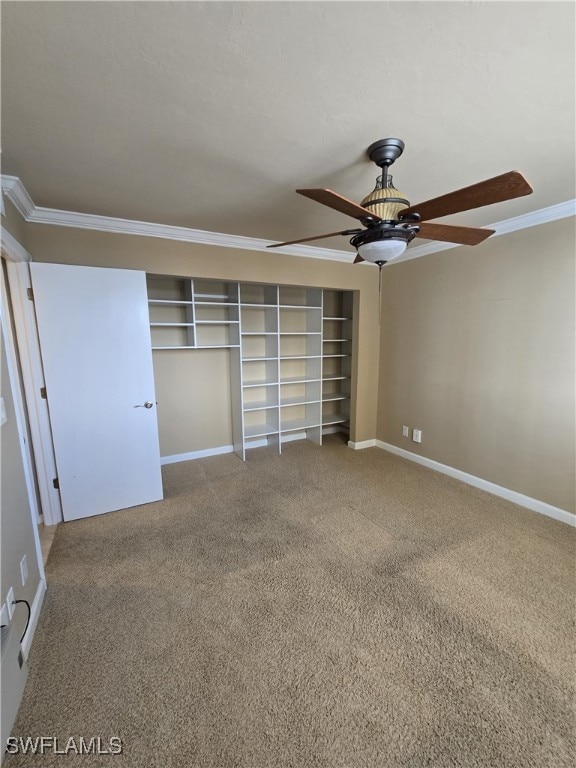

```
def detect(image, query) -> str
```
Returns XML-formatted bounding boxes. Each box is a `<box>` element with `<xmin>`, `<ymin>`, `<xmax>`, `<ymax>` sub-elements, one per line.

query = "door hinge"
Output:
<box><xmin>53</xmin><ymin>477</ymin><xmax>59</xmax><ymax>490</ymax></box>
<box><xmin>40</xmin><ymin>387</ymin><xmax>47</xmax><ymax>399</ymax></box>
<box><xmin>27</xmin><ymin>287</ymin><xmax>34</xmax><ymax>301</ymax></box>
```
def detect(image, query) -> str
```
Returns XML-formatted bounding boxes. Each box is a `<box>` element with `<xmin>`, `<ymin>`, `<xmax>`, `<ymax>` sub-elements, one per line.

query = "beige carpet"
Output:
<box><xmin>8</xmin><ymin>435</ymin><xmax>576</xmax><ymax>767</ymax></box>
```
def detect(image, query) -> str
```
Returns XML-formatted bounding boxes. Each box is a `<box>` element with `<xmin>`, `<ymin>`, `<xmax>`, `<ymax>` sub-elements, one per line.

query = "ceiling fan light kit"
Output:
<box><xmin>268</xmin><ymin>137</ymin><xmax>533</xmax><ymax>268</ymax></box>
<box><xmin>350</xmin><ymin>225</ymin><xmax>417</xmax><ymax>266</ymax></box>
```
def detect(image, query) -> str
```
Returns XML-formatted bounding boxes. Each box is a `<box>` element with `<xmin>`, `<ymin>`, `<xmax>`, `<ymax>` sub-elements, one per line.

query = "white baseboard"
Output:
<box><xmin>374</xmin><ymin>440</ymin><xmax>575</xmax><ymax>527</ymax></box>
<box><xmin>162</xmin><ymin>427</ymin><xmax>349</xmax><ymax>464</ymax></box>
<box><xmin>348</xmin><ymin>439</ymin><xmax>376</xmax><ymax>450</ymax></box>
<box><xmin>161</xmin><ymin>445</ymin><xmax>234</xmax><ymax>464</ymax></box>
<box><xmin>21</xmin><ymin>578</ymin><xmax>46</xmax><ymax>659</ymax></box>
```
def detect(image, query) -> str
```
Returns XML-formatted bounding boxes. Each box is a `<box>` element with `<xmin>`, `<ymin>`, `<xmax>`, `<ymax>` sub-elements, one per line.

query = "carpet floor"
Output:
<box><xmin>7</xmin><ymin>435</ymin><xmax>576</xmax><ymax>767</ymax></box>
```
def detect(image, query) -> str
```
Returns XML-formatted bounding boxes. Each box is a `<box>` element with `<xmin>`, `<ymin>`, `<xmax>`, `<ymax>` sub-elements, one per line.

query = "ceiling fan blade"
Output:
<box><xmin>353</xmin><ymin>254</ymin><xmax>365</xmax><ymax>264</ymax></box>
<box><xmin>400</xmin><ymin>171</ymin><xmax>533</xmax><ymax>222</ymax></box>
<box><xmin>267</xmin><ymin>229</ymin><xmax>361</xmax><ymax>248</ymax></box>
<box><xmin>416</xmin><ymin>222</ymin><xmax>495</xmax><ymax>245</ymax></box>
<box><xmin>297</xmin><ymin>188</ymin><xmax>382</xmax><ymax>222</ymax></box>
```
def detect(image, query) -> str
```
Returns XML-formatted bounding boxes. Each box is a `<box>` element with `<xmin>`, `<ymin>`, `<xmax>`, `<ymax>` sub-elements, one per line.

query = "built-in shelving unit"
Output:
<box><xmin>147</xmin><ymin>276</ymin><xmax>240</xmax><ymax>349</ymax></box>
<box><xmin>321</xmin><ymin>289</ymin><xmax>353</xmax><ymax>435</ymax></box>
<box><xmin>146</xmin><ymin>276</ymin><xmax>353</xmax><ymax>460</ymax></box>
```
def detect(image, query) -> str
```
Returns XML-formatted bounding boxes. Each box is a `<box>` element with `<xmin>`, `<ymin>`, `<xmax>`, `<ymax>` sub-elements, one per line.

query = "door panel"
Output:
<box><xmin>30</xmin><ymin>263</ymin><xmax>163</xmax><ymax>521</ymax></box>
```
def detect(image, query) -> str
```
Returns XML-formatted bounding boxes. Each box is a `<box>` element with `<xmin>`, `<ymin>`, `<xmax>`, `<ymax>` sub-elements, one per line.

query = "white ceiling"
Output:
<box><xmin>1</xmin><ymin>1</ymin><xmax>575</xmax><ymax>252</ymax></box>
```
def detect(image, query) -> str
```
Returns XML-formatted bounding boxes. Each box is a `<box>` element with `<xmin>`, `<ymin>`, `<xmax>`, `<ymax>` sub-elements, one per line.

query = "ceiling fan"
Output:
<box><xmin>268</xmin><ymin>138</ymin><xmax>533</xmax><ymax>267</ymax></box>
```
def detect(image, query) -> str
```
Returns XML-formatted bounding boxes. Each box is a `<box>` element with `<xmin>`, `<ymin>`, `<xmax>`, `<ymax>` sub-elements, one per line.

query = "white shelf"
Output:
<box><xmin>323</xmin><ymin>316</ymin><xmax>349</xmax><ymax>321</ymax></box>
<box><xmin>148</xmin><ymin>299</ymin><xmax>193</xmax><ymax>306</ymax></box>
<box><xmin>280</xmin><ymin>332</ymin><xmax>321</xmax><ymax>336</ymax></box>
<box><xmin>280</xmin><ymin>305</ymin><xmax>322</xmax><ymax>310</ymax></box>
<box><xmin>152</xmin><ymin>345</ymin><xmax>196</xmax><ymax>350</ymax></box>
<box><xmin>242</xmin><ymin>356</ymin><xmax>278</xmax><ymax>362</ymax></box>
<box><xmin>243</xmin><ymin>378</ymin><xmax>279</xmax><ymax>388</ymax></box>
<box><xmin>150</xmin><ymin>323</ymin><xmax>194</xmax><ymax>327</ymax></box>
<box><xmin>195</xmin><ymin>301</ymin><xmax>239</xmax><ymax>307</ymax></box>
<box><xmin>323</xmin><ymin>339</ymin><xmax>350</xmax><ymax>343</ymax></box>
<box><xmin>280</xmin><ymin>376</ymin><xmax>322</xmax><ymax>385</ymax></box>
<box><xmin>322</xmin><ymin>393</ymin><xmax>348</xmax><ymax>402</ymax></box>
<box><xmin>322</xmin><ymin>413</ymin><xmax>349</xmax><ymax>425</ymax></box>
<box><xmin>323</xmin><ymin>354</ymin><xmax>348</xmax><ymax>358</ymax></box>
<box><xmin>241</xmin><ymin>332</ymin><xmax>277</xmax><ymax>336</ymax></box>
<box><xmin>197</xmin><ymin>345</ymin><xmax>240</xmax><ymax>349</ymax></box>
<box><xmin>195</xmin><ymin>320</ymin><xmax>239</xmax><ymax>325</ymax></box>
<box><xmin>280</xmin><ymin>354</ymin><xmax>321</xmax><ymax>360</ymax></box>
<box><xmin>243</xmin><ymin>399</ymin><xmax>278</xmax><ymax>411</ymax></box>
<box><xmin>280</xmin><ymin>396</ymin><xmax>321</xmax><ymax>407</ymax></box>
<box><xmin>244</xmin><ymin>423</ymin><xmax>279</xmax><ymax>438</ymax></box>
<box><xmin>281</xmin><ymin>417</ymin><xmax>321</xmax><ymax>432</ymax></box>
<box><xmin>241</xmin><ymin>303</ymin><xmax>278</xmax><ymax>308</ymax></box>
<box><xmin>323</xmin><ymin>375</ymin><xmax>350</xmax><ymax>381</ymax></box>
<box><xmin>152</xmin><ymin>344</ymin><xmax>240</xmax><ymax>350</ymax></box>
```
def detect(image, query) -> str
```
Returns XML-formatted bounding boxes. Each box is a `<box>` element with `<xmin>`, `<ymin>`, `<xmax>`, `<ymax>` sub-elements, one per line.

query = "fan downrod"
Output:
<box><xmin>367</xmin><ymin>138</ymin><xmax>405</xmax><ymax>169</ymax></box>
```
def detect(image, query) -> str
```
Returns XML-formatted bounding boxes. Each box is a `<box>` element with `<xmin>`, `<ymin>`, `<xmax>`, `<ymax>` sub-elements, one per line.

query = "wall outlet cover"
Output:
<box><xmin>412</xmin><ymin>429</ymin><xmax>422</xmax><ymax>443</ymax></box>
<box><xmin>402</xmin><ymin>426</ymin><xmax>410</xmax><ymax>437</ymax></box>
<box><xmin>20</xmin><ymin>556</ymin><xmax>28</xmax><ymax>587</ymax></box>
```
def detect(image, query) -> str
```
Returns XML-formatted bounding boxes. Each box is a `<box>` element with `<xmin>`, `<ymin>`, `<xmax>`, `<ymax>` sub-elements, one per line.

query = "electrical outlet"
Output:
<box><xmin>6</xmin><ymin>588</ymin><xmax>15</xmax><ymax>620</ymax></box>
<box><xmin>412</xmin><ymin>429</ymin><xmax>422</xmax><ymax>443</ymax></box>
<box><xmin>402</xmin><ymin>425</ymin><xmax>410</xmax><ymax>437</ymax></box>
<box><xmin>20</xmin><ymin>555</ymin><xmax>28</xmax><ymax>587</ymax></box>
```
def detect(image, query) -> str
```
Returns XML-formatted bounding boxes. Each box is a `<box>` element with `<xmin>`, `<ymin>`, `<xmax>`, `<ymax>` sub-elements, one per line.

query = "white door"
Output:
<box><xmin>30</xmin><ymin>262</ymin><xmax>163</xmax><ymax>521</ymax></box>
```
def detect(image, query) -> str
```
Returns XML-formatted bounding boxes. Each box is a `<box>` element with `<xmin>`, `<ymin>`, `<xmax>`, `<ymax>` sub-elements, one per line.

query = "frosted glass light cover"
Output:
<box><xmin>356</xmin><ymin>239</ymin><xmax>407</xmax><ymax>263</ymax></box>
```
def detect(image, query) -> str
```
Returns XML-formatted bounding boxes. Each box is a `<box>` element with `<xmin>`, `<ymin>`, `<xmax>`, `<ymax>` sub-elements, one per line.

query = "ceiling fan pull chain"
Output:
<box><xmin>378</xmin><ymin>263</ymin><xmax>383</xmax><ymax>326</ymax></box>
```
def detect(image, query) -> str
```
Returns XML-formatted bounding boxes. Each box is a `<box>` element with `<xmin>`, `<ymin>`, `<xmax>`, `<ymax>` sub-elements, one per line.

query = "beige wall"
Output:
<box><xmin>25</xmin><ymin>224</ymin><xmax>381</xmax><ymax>451</ymax></box>
<box><xmin>153</xmin><ymin>349</ymin><xmax>232</xmax><ymax>455</ymax></box>
<box><xmin>377</xmin><ymin>217</ymin><xmax>576</xmax><ymax>514</ymax></box>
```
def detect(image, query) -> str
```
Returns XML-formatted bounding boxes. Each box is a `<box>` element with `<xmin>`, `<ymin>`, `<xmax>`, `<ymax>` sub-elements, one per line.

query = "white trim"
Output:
<box><xmin>0</xmin><ymin>226</ymin><xmax>32</xmax><ymax>263</ymax></box>
<box><xmin>160</xmin><ymin>427</ymin><xmax>346</xmax><ymax>465</ymax></box>
<box><xmin>0</xmin><ymin>176</ymin><xmax>35</xmax><ymax>220</ymax></box>
<box><xmin>23</xmin><ymin>204</ymin><xmax>352</xmax><ymax>264</ymax></box>
<box><xmin>160</xmin><ymin>445</ymin><xmax>234</xmax><ymax>464</ymax></box>
<box><xmin>2</xmin><ymin>174</ymin><xmax>572</xmax><ymax>265</ymax></box>
<box><xmin>4</xmin><ymin>261</ymin><xmax>63</xmax><ymax>525</ymax></box>
<box><xmin>397</xmin><ymin>199</ymin><xmax>576</xmax><ymax>263</ymax></box>
<box><xmin>0</xmin><ymin>268</ymin><xmax>46</xmax><ymax>577</ymax></box>
<box><xmin>347</xmin><ymin>439</ymin><xmax>377</xmax><ymax>450</ymax></box>
<box><xmin>375</xmin><ymin>440</ymin><xmax>575</xmax><ymax>527</ymax></box>
<box><xmin>20</xmin><ymin>577</ymin><xmax>46</xmax><ymax>659</ymax></box>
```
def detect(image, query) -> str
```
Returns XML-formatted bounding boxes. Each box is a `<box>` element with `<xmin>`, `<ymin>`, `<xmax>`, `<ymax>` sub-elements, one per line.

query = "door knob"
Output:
<box><xmin>134</xmin><ymin>401</ymin><xmax>154</xmax><ymax>409</ymax></box>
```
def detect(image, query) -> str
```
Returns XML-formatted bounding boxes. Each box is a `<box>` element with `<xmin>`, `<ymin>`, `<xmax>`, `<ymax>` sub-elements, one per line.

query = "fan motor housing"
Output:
<box><xmin>361</xmin><ymin>185</ymin><xmax>410</xmax><ymax>221</ymax></box>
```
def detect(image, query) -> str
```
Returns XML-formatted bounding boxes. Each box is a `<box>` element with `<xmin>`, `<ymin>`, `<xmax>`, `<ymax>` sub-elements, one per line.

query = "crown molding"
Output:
<box><xmin>1</xmin><ymin>175</ymin><xmax>574</xmax><ymax>265</ymax></box>
<box><xmin>27</xmin><ymin>205</ymin><xmax>353</xmax><ymax>263</ymax></box>
<box><xmin>1</xmin><ymin>175</ymin><xmax>35</xmax><ymax>219</ymax></box>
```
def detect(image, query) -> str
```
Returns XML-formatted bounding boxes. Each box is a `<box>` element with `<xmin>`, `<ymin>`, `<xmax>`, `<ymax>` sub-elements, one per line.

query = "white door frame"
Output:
<box><xmin>0</xmin><ymin>236</ymin><xmax>45</xmax><ymax>582</ymax></box>
<box><xmin>0</xmin><ymin>225</ymin><xmax>63</xmax><ymax>526</ymax></box>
